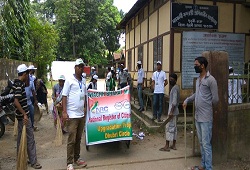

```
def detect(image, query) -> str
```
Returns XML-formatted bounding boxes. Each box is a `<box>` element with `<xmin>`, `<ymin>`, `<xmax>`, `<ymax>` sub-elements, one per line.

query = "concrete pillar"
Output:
<box><xmin>202</xmin><ymin>51</ymin><xmax>228</xmax><ymax>163</ymax></box>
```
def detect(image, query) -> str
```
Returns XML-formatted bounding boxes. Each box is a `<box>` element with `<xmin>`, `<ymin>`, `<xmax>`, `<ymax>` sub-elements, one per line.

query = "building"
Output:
<box><xmin>117</xmin><ymin>0</ymin><xmax>250</xmax><ymax>97</ymax></box>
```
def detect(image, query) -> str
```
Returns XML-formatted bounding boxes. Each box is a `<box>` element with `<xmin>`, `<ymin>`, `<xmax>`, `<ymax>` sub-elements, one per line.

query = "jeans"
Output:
<box><xmin>137</xmin><ymin>84</ymin><xmax>144</xmax><ymax>109</ymax></box>
<box><xmin>67</xmin><ymin>117</ymin><xmax>85</xmax><ymax>165</ymax></box>
<box><xmin>17</xmin><ymin>119</ymin><xmax>37</xmax><ymax>165</ymax></box>
<box><xmin>153</xmin><ymin>93</ymin><xmax>164</xmax><ymax>119</ymax></box>
<box><xmin>195</xmin><ymin>121</ymin><xmax>213</xmax><ymax>170</ymax></box>
<box><xmin>28</xmin><ymin>104</ymin><xmax>35</xmax><ymax>128</ymax></box>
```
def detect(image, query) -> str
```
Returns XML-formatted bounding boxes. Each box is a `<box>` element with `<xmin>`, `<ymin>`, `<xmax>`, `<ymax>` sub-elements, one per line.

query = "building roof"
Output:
<box><xmin>117</xmin><ymin>0</ymin><xmax>249</xmax><ymax>29</ymax></box>
<box><xmin>117</xmin><ymin>0</ymin><xmax>148</xmax><ymax>29</ymax></box>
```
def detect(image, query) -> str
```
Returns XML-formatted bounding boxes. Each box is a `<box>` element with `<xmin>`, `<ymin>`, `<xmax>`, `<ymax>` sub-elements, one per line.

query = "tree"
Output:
<box><xmin>98</xmin><ymin>0</ymin><xmax>122</xmax><ymax>61</ymax></box>
<box><xmin>28</xmin><ymin>16</ymin><xmax>58</xmax><ymax>78</ymax></box>
<box><xmin>0</xmin><ymin>0</ymin><xmax>31</xmax><ymax>60</ymax></box>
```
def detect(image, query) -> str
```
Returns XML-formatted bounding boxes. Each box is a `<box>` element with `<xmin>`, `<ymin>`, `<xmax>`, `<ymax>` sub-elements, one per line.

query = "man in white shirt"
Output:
<box><xmin>151</xmin><ymin>61</ymin><xmax>168</xmax><ymax>122</ymax></box>
<box><xmin>62</xmin><ymin>58</ymin><xmax>87</xmax><ymax>170</ymax></box>
<box><xmin>228</xmin><ymin>66</ymin><xmax>246</xmax><ymax>104</ymax></box>
<box><xmin>137</xmin><ymin>61</ymin><xmax>145</xmax><ymax>112</ymax></box>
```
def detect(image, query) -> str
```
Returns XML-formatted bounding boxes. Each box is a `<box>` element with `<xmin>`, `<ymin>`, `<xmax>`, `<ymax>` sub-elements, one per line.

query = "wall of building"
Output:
<box><xmin>124</xmin><ymin>0</ymin><xmax>250</xmax><ymax>97</ymax></box>
<box><xmin>228</xmin><ymin>103</ymin><xmax>250</xmax><ymax>160</ymax></box>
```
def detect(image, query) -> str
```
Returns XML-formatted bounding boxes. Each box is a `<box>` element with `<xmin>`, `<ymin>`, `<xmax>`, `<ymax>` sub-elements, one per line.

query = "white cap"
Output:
<box><xmin>111</xmin><ymin>67</ymin><xmax>114</xmax><ymax>71</ymax></box>
<box><xmin>123</xmin><ymin>68</ymin><xmax>128</xmax><ymax>71</ymax></box>
<box><xmin>58</xmin><ymin>75</ymin><xmax>65</xmax><ymax>80</ymax></box>
<box><xmin>229</xmin><ymin>66</ymin><xmax>233</xmax><ymax>69</ymax></box>
<box><xmin>75</xmin><ymin>58</ymin><xmax>84</xmax><ymax>66</ymax></box>
<box><xmin>82</xmin><ymin>73</ymin><xmax>86</xmax><ymax>78</ymax></box>
<box><xmin>93</xmin><ymin>75</ymin><xmax>98</xmax><ymax>80</ymax></box>
<box><xmin>137</xmin><ymin>61</ymin><xmax>142</xmax><ymax>65</ymax></box>
<box><xmin>120</xmin><ymin>64</ymin><xmax>124</xmax><ymax>66</ymax></box>
<box><xmin>17</xmin><ymin>64</ymin><xmax>28</xmax><ymax>73</ymax></box>
<box><xmin>27</xmin><ymin>65</ymin><xmax>37</xmax><ymax>70</ymax></box>
<box><xmin>157</xmin><ymin>61</ymin><xmax>162</xmax><ymax>65</ymax></box>
<box><xmin>91</xmin><ymin>67</ymin><xmax>95</xmax><ymax>69</ymax></box>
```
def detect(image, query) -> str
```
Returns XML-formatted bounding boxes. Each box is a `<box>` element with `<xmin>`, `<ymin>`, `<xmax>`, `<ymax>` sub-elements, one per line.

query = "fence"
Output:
<box><xmin>228</xmin><ymin>62</ymin><xmax>250</xmax><ymax>104</ymax></box>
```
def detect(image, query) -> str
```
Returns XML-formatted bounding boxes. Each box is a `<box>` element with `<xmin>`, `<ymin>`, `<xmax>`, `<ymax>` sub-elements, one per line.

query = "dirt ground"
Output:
<box><xmin>0</xmin><ymin>88</ymin><xmax>249</xmax><ymax>170</ymax></box>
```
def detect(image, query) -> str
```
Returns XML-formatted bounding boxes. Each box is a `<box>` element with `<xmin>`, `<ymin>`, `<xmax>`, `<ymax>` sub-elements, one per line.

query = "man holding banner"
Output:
<box><xmin>62</xmin><ymin>58</ymin><xmax>87</xmax><ymax>170</ymax></box>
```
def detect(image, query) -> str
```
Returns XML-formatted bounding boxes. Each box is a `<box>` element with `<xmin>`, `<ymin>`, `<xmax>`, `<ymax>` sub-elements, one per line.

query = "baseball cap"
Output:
<box><xmin>93</xmin><ymin>75</ymin><xmax>98</xmax><ymax>80</ymax></box>
<box><xmin>137</xmin><ymin>61</ymin><xmax>142</xmax><ymax>65</ymax></box>
<box><xmin>91</xmin><ymin>67</ymin><xmax>95</xmax><ymax>69</ymax></box>
<box><xmin>120</xmin><ymin>64</ymin><xmax>124</xmax><ymax>66</ymax></box>
<box><xmin>157</xmin><ymin>61</ymin><xmax>162</xmax><ymax>65</ymax></box>
<box><xmin>17</xmin><ymin>64</ymin><xmax>28</xmax><ymax>74</ymax></box>
<box><xmin>75</xmin><ymin>58</ymin><xmax>85</xmax><ymax>66</ymax></box>
<box><xmin>123</xmin><ymin>68</ymin><xmax>128</xmax><ymax>71</ymax></box>
<box><xmin>58</xmin><ymin>75</ymin><xmax>65</xmax><ymax>80</ymax></box>
<box><xmin>27</xmin><ymin>65</ymin><xmax>37</xmax><ymax>70</ymax></box>
<box><xmin>111</xmin><ymin>67</ymin><xmax>114</xmax><ymax>71</ymax></box>
<box><xmin>229</xmin><ymin>66</ymin><xmax>233</xmax><ymax>70</ymax></box>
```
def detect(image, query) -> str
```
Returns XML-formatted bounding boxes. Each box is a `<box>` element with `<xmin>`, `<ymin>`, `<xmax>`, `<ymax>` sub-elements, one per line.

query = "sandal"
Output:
<box><xmin>31</xmin><ymin>162</ymin><xmax>42</xmax><ymax>169</ymax></box>
<box><xmin>170</xmin><ymin>146</ymin><xmax>177</xmax><ymax>150</ymax></box>
<box><xmin>191</xmin><ymin>166</ymin><xmax>204</xmax><ymax>170</ymax></box>
<box><xmin>159</xmin><ymin>147</ymin><xmax>170</xmax><ymax>152</ymax></box>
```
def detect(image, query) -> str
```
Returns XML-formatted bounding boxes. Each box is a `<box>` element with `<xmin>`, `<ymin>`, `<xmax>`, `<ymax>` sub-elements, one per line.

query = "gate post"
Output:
<box><xmin>202</xmin><ymin>51</ymin><xmax>228</xmax><ymax>163</ymax></box>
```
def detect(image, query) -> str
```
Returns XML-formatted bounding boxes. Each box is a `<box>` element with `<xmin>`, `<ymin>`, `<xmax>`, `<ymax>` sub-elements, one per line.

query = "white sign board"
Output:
<box><xmin>51</xmin><ymin>61</ymin><xmax>75</xmax><ymax>80</ymax></box>
<box><xmin>182</xmin><ymin>31</ymin><xmax>245</xmax><ymax>89</ymax></box>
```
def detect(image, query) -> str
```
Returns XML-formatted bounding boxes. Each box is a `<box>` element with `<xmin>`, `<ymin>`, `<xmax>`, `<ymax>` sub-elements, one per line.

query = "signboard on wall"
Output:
<box><xmin>182</xmin><ymin>31</ymin><xmax>245</xmax><ymax>89</ymax></box>
<box><xmin>171</xmin><ymin>3</ymin><xmax>218</xmax><ymax>29</ymax></box>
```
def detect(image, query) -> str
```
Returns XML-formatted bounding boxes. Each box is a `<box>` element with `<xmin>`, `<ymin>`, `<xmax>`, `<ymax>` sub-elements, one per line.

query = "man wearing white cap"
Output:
<box><xmin>87</xmin><ymin>75</ymin><xmax>98</xmax><ymax>90</ymax></box>
<box><xmin>137</xmin><ymin>61</ymin><xmax>145</xmax><ymax>112</ymax></box>
<box><xmin>13</xmin><ymin>64</ymin><xmax>42</xmax><ymax>169</ymax></box>
<box><xmin>62</xmin><ymin>59</ymin><xmax>87</xmax><ymax>169</ymax></box>
<box><xmin>52</xmin><ymin>75</ymin><xmax>66</xmax><ymax>132</ymax></box>
<box><xmin>91</xmin><ymin>66</ymin><xmax>96</xmax><ymax>78</ymax></box>
<box><xmin>28</xmin><ymin>65</ymin><xmax>37</xmax><ymax>82</ymax></box>
<box><xmin>118</xmin><ymin>63</ymin><xmax>128</xmax><ymax>89</ymax></box>
<box><xmin>151</xmin><ymin>61</ymin><xmax>168</xmax><ymax>122</ymax></box>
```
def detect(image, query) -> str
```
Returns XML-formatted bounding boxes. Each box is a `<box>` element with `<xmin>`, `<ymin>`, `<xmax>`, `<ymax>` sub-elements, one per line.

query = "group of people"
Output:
<box><xmin>136</xmin><ymin>57</ymin><xmax>218</xmax><ymax>170</ymax></box>
<box><xmin>13</xmin><ymin>56</ymin><xmax>219</xmax><ymax>170</ymax></box>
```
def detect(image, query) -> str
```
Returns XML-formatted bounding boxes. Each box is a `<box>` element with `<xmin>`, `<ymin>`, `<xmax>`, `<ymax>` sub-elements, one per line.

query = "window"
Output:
<box><xmin>128</xmin><ymin>21</ymin><xmax>132</xmax><ymax>31</ymax></box>
<box><xmin>153</xmin><ymin>37</ymin><xmax>163</xmax><ymax>70</ymax></box>
<box><xmin>154</xmin><ymin>0</ymin><xmax>165</xmax><ymax>9</ymax></box>
<box><xmin>138</xmin><ymin>10</ymin><xmax>144</xmax><ymax>23</ymax></box>
<box><xmin>128</xmin><ymin>50</ymin><xmax>132</xmax><ymax>71</ymax></box>
<box><xmin>138</xmin><ymin>46</ymin><xmax>143</xmax><ymax>64</ymax></box>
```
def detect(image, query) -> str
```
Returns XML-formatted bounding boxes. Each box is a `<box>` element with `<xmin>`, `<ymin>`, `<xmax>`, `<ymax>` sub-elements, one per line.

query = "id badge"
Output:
<box><xmin>80</xmin><ymin>93</ymin><xmax>84</xmax><ymax>101</ymax></box>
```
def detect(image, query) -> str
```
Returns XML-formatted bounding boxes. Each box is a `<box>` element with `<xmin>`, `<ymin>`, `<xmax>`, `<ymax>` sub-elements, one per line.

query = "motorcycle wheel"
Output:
<box><xmin>0</xmin><ymin>121</ymin><xmax>5</xmax><ymax>138</ymax></box>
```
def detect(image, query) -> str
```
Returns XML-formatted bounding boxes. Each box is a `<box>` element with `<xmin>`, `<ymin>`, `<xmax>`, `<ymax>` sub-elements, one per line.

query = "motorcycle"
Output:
<box><xmin>0</xmin><ymin>73</ymin><xmax>15</xmax><ymax>138</ymax></box>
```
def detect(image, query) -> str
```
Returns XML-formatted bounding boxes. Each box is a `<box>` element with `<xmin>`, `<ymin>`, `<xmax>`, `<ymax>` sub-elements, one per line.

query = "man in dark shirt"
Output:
<box><xmin>13</xmin><ymin>64</ymin><xmax>42</xmax><ymax>169</ymax></box>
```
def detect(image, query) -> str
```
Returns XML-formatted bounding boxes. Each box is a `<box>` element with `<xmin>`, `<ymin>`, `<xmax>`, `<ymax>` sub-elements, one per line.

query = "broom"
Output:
<box><xmin>54</xmin><ymin>106</ymin><xmax>63</xmax><ymax>146</ymax></box>
<box><xmin>13</xmin><ymin>118</ymin><xmax>18</xmax><ymax>137</ymax></box>
<box><xmin>17</xmin><ymin>124</ymin><xmax>27</xmax><ymax>170</ymax></box>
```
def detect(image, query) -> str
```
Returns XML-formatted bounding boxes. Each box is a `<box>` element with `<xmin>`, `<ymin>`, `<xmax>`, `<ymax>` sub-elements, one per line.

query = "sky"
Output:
<box><xmin>113</xmin><ymin>0</ymin><xmax>137</xmax><ymax>13</ymax></box>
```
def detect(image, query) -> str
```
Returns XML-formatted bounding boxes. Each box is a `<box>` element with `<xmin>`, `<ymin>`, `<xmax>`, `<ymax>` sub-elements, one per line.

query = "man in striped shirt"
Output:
<box><xmin>13</xmin><ymin>64</ymin><xmax>42</xmax><ymax>169</ymax></box>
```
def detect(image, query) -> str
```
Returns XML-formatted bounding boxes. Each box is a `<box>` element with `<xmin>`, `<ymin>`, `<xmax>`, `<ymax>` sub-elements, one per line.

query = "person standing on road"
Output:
<box><xmin>137</xmin><ymin>61</ymin><xmax>145</xmax><ymax>112</ymax></box>
<box><xmin>183</xmin><ymin>57</ymin><xmax>219</xmax><ymax>170</ymax></box>
<box><xmin>52</xmin><ymin>75</ymin><xmax>66</xmax><ymax>133</ymax></box>
<box><xmin>159</xmin><ymin>73</ymin><xmax>180</xmax><ymax>152</ymax></box>
<box><xmin>62</xmin><ymin>58</ymin><xmax>87</xmax><ymax>170</ymax></box>
<box><xmin>35</xmin><ymin>78</ymin><xmax>49</xmax><ymax>114</ymax></box>
<box><xmin>87</xmin><ymin>75</ymin><xmax>98</xmax><ymax>90</ymax></box>
<box><xmin>13</xmin><ymin>64</ymin><xmax>42</xmax><ymax>169</ymax></box>
<box><xmin>151</xmin><ymin>61</ymin><xmax>168</xmax><ymax>122</ymax></box>
<box><xmin>27</xmin><ymin>65</ymin><xmax>37</xmax><ymax>103</ymax></box>
<box><xmin>118</xmin><ymin>64</ymin><xmax>128</xmax><ymax>89</ymax></box>
<box><xmin>25</xmin><ymin>71</ymin><xmax>38</xmax><ymax>131</ymax></box>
